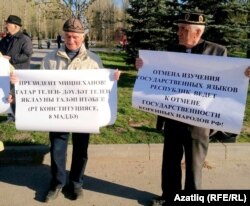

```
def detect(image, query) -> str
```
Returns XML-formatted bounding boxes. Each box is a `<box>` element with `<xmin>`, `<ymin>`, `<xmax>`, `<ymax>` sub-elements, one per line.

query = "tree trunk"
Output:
<box><xmin>247</xmin><ymin>31</ymin><xmax>250</xmax><ymax>58</ymax></box>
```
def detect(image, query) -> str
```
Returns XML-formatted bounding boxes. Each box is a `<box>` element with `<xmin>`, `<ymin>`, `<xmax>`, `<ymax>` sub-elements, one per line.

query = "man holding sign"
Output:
<box><xmin>41</xmin><ymin>18</ymin><xmax>120</xmax><ymax>202</ymax></box>
<box><xmin>11</xmin><ymin>18</ymin><xmax>120</xmax><ymax>202</ymax></box>
<box><xmin>136</xmin><ymin>12</ymin><xmax>250</xmax><ymax>205</ymax></box>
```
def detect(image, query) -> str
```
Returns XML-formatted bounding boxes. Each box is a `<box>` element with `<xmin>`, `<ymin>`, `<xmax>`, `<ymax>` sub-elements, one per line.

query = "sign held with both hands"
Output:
<box><xmin>14</xmin><ymin>69</ymin><xmax>117</xmax><ymax>133</ymax></box>
<box><xmin>132</xmin><ymin>50</ymin><xmax>250</xmax><ymax>134</ymax></box>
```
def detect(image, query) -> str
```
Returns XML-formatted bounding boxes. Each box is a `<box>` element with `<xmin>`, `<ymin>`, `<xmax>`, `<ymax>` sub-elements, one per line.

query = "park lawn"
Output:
<box><xmin>0</xmin><ymin>50</ymin><xmax>249</xmax><ymax>145</ymax></box>
<box><xmin>238</xmin><ymin>86</ymin><xmax>250</xmax><ymax>142</ymax></box>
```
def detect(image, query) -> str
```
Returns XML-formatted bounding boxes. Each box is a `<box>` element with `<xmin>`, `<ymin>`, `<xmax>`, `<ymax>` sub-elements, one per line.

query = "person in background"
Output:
<box><xmin>83</xmin><ymin>33</ymin><xmax>103</xmax><ymax>68</ymax></box>
<box><xmin>0</xmin><ymin>15</ymin><xmax>32</xmax><ymax>123</ymax></box>
<box><xmin>46</xmin><ymin>39</ymin><xmax>51</xmax><ymax>49</ymax></box>
<box><xmin>136</xmin><ymin>12</ymin><xmax>250</xmax><ymax>206</ymax></box>
<box><xmin>56</xmin><ymin>33</ymin><xmax>62</xmax><ymax>49</ymax></box>
<box><xmin>22</xmin><ymin>29</ymin><xmax>30</xmax><ymax>38</ymax></box>
<box><xmin>84</xmin><ymin>34</ymin><xmax>89</xmax><ymax>49</ymax></box>
<box><xmin>38</xmin><ymin>33</ymin><xmax>43</xmax><ymax>49</ymax></box>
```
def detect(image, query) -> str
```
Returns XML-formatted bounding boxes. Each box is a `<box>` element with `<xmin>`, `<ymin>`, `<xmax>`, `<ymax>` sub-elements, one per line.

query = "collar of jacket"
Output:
<box><xmin>191</xmin><ymin>39</ymin><xmax>206</xmax><ymax>52</ymax></box>
<box><xmin>177</xmin><ymin>39</ymin><xmax>206</xmax><ymax>51</ymax></box>
<box><xmin>57</xmin><ymin>44</ymin><xmax>88</xmax><ymax>61</ymax></box>
<box><xmin>193</xmin><ymin>39</ymin><xmax>205</xmax><ymax>48</ymax></box>
<box><xmin>11</xmin><ymin>30</ymin><xmax>22</xmax><ymax>38</ymax></box>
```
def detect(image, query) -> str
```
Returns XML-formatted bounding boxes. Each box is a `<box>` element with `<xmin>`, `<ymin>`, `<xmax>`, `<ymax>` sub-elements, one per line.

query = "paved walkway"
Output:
<box><xmin>30</xmin><ymin>41</ymin><xmax>57</xmax><ymax>69</ymax></box>
<box><xmin>0</xmin><ymin>143</ymin><xmax>250</xmax><ymax>206</ymax></box>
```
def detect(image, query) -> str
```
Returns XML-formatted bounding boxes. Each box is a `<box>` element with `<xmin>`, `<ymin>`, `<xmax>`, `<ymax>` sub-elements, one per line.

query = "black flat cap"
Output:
<box><xmin>175</xmin><ymin>12</ymin><xmax>206</xmax><ymax>25</ymax></box>
<box><xmin>6</xmin><ymin>15</ymin><xmax>22</xmax><ymax>27</ymax></box>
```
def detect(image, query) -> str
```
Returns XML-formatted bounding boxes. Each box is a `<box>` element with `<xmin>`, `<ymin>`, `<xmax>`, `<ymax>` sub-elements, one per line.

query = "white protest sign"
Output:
<box><xmin>15</xmin><ymin>69</ymin><xmax>117</xmax><ymax>133</ymax></box>
<box><xmin>0</xmin><ymin>57</ymin><xmax>11</xmax><ymax>114</ymax></box>
<box><xmin>132</xmin><ymin>50</ymin><xmax>250</xmax><ymax>134</ymax></box>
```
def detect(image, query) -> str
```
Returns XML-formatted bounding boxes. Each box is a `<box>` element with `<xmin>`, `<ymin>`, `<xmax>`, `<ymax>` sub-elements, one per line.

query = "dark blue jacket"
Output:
<box><xmin>0</xmin><ymin>31</ymin><xmax>33</xmax><ymax>69</ymax></box>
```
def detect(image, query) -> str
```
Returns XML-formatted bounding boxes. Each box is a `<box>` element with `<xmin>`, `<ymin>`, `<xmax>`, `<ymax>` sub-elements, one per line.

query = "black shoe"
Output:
<box><xmin>150</xmin><ymin>196</ymin><xmax>166</xmax><ymax>206</ymax></box>
<box><xmin>3</xmin><ymin>116</ymin><xmax>15</xmax><ymax>123</ymax></box>
<box><xmin>72</xmin><ymin>187</ymin><xmax>83</xmax><ymax>200</ymax></box>
<box><xmin>44</xmin><ymin>187</ymin><xmax>62</xmax><ymax>202</ymax></box>
<box><xmin>63</xmin><ymin>185</ymin><xmax>83</xmax><ymax>200</ymax></box>
<box><xmin>4</xmin><ymin>119</ymin><xmax>15</xmax><ymax>123</ymax></box>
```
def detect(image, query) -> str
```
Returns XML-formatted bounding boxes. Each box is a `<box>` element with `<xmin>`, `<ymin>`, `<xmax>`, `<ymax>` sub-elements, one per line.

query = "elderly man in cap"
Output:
<box><xmin>0</xmin><ymin>15</ymin><xmax>33</xmax><ymax>122</ymax></box>
<box><xmin>38</xmin><ymin>18</ymin><xmax>119</xmax><ymax>202</ymax></box>
<box><xmin>0</xmin><ymin>15</ymin><xmax>32</xmax><ymax>69</ymax></box>
<box><xmin>136</xmin><ymin>12</ymin><xmax>250</xmax><ymax>206</ymax></box>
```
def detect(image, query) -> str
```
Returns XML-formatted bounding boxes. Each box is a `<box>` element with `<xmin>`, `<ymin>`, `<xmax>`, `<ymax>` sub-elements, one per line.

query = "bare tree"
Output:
<box><xmin>0</xmin><ymin>0</ymin><xmax>126</xmax><ymax>42</ymax></box>
<box><xmin>86</xmin><ymin>0</ymin><xmax>122</xmax><ymax>45</ymax></box>
<box><xmin>62</xmin><ymin>0</ymin><xmax>96</xmax><ymax>18</ymax></box>
<box><xmin>121</xmin><ymin>0</ymin><xmax>129</xmax><ymax>29</ymax></box>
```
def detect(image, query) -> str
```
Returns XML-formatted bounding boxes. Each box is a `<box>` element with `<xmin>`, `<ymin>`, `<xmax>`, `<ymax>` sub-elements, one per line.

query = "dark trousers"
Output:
<box><xmin>161</xmin><ymin>120</ymin><xmax>209</xmax><ymax>198</ymax></box>
<box><xmin>49</xmin><ymin>132</ymin><xmax>90</xmax><ymax>189</ymax></box>
<box><xmin>7</xmin><ymin>103</ymin><xmax>16</xmax><ymax>121</ymax></box>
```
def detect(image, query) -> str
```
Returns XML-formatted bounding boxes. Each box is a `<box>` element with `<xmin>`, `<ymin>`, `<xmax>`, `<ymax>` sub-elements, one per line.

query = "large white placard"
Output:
<box><xmin>132</xmin><ymin>50</ymin><xmax>250</xmax><ymax>134</ymax></box>
<box><xmin>0</xmin><ymin>57</ymin><xmax>11</xmax><ymax>114</ymax></box>
<box><xmin>15</xmin><ymin>69</ymin><xmax>117</xmax><ymax>133</ymax></box>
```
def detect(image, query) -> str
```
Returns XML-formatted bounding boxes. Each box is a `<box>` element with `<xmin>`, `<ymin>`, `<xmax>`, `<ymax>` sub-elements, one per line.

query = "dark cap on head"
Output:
<box><xmin>6</xmin><ymin>15</ymin><xmax>22</xmax><ymax>27</ymax></box>
<box><xmin>175</xmin><ymin>12</ymin><xmax>206</xmax><ymax>25</ymax></box>
<box><xmin>63</xmin><ymin>18</ymin><xmax>84</xmax><ymax>33</ymax></box>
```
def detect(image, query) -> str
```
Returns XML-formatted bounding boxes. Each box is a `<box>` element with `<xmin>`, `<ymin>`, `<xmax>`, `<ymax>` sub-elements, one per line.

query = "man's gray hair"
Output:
<box><xmin>178</xmin><ymin>23</ymin><xmax>205</xmax><ymax>33</ymax></box>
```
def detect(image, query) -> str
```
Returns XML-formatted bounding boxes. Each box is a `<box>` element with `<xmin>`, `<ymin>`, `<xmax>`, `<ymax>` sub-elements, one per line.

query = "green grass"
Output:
<box><xmin>0</xmin><ymin>50</ymin><xmax>249</xmax><ymax>145</ymax></box>
<box><xmin>238</xmin><ymin>86</ymin><xmax>250</xmax><ymax>142</ymax></box>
